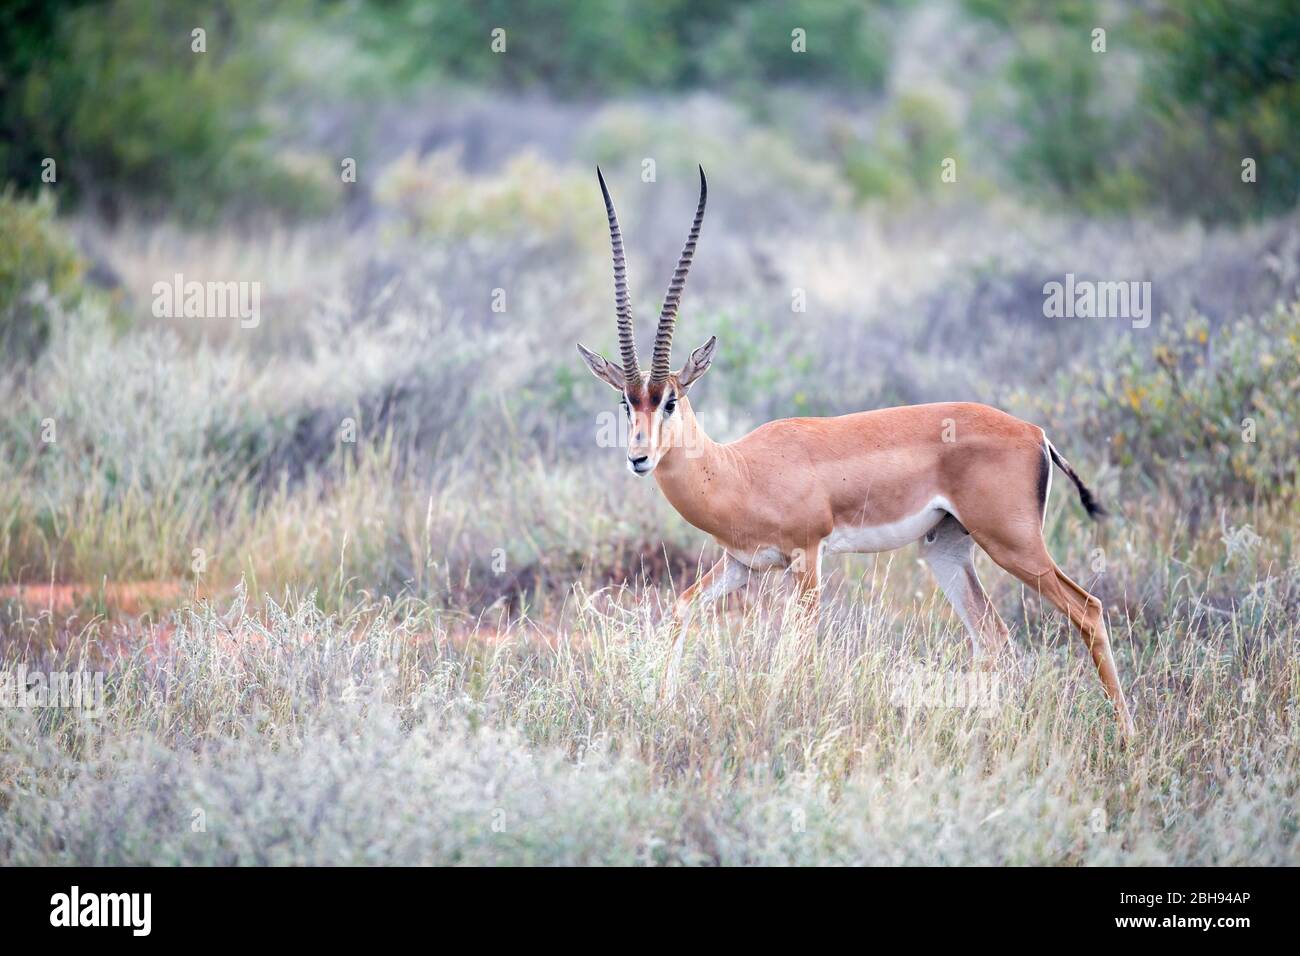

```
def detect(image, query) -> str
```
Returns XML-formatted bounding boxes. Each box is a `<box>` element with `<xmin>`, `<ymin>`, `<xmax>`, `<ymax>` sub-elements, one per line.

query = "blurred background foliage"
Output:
<box><xmin>0</xmin><ymin>187</ymin><xmax>83</xmax><ymax>359</ymax></box>
<box><xmin>356</xmin><ymin>0</ymin><xmax>897</xmax><ymax>94</ymax></box>
<box><xmin>964</xmin><ymin>0</ymin><xmax>1300</xmax><ymax>220</ymax></box>
<box><xmin>1</xmin><ymin>0</ymin><xmax>339</xmax><ymax>221</ymax></box>
<box><xmin>0</xmin><ymin>0</ymin><xmax>1296</xmax><ymax>222</ymax></box>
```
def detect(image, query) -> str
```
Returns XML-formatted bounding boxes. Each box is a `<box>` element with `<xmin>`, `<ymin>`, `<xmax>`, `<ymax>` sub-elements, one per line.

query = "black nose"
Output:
<box><xmin>629</xmin><ymin>455</ymin><xmax>649</xmax><ymax>466</ymax></box>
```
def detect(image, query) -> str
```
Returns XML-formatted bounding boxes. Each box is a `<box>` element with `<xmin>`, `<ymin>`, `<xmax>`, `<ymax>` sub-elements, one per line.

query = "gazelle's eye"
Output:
<box><xmin>620</xmin><ymin>400</ymin><xmax>630</xmax><ymax>418</ymax></box>
<box><xmin>663</xmin><ymin>395</ymin><xmax>677</xmax><ymax>416</ymax></box>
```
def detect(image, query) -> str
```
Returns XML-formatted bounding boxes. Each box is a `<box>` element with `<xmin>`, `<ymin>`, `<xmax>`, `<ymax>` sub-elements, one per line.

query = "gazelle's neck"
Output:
<box><xmin>651</xmin><ymin>403</ymin><xmax>740</xmax><ymax>538</ymax></box>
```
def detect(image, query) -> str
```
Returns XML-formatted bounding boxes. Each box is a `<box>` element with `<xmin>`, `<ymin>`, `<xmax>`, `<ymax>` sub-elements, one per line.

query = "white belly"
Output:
<box><xmin>825</xmin><ymin>496</ymin><xmax>954</xmax><ymax>555</ymax></box>
<box><xmin>724</xmin><ymin>545</ymin><xmax>788</xmax><ymax>570</ymax></box>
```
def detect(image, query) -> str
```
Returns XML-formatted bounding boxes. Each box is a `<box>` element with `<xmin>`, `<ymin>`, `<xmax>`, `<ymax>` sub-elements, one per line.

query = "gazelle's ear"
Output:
<box><xmin>676</xmin><ymin>335</ymin><xmax>717</xmax><ymax>390</ymax></box>
<box><xmin>576</xmin><ymin>342</ymin><xmax>627</xmax><ymax>391</ymax></box>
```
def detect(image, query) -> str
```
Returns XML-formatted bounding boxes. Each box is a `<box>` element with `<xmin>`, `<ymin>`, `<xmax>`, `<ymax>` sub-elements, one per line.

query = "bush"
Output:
<box><xmin>374</xmin><ymin>148</ymin><xmax>591</xmax><ymax>240</ymax></box>
<box><xmin>1015</xmin><ymin>302</ymin><xmax>1300</xmax><ymax>502</ymax></box>
<box><xmin>391</xmin><ymin>0</ymin><xmax>685</xmax><ymax>93</ymax></box>
<box><xmin>837</xmin><ymin>92</ymin><xmax>964</xmax><ymax>202</ymax></box>
<box><xmin>1140</xmin><ymin>0</ymin><xmax>1300</xmax><ymax>221</ymax></box>
<box><xmin>585</xmin><ymin>100</ymin><xmax>852</xmax><ymax>212</ymax></box>
<box><xmin>0</xmin><ymin>189</ymin><xmax>83</xmax><ymax>360</ymax></box>
<box><xmin>697</xmin><ymin>0</ymin><xmax>892</xmax><ymax>93</ymax></box>
<box><xmin>1</xmin><ymin>0</ymin><xmax>333</xmax><ymax>222</ymax></box>
<box><xmin>367</xmin><ymin>0</ymin><xmax>894</xmax><ymax>96</ymax></box>
<box><xmin>965</xmin><ymin>0</ymin><xmax>1300</xmax><ymax>221</ymax></box>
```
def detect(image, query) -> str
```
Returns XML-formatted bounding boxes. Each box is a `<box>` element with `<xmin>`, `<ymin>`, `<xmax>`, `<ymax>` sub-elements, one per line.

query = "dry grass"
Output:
<box><xmin>1</xmin><ymin>564</ymin><xmax>1296</xmax><ymax>865</ymax></box>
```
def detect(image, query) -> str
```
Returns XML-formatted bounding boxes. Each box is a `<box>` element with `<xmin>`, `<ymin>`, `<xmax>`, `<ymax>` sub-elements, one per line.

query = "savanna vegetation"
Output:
<box><xmin>1</xmin><ymin>0</ymin><xmax>1297</xmax><ymax>864</ymax></box>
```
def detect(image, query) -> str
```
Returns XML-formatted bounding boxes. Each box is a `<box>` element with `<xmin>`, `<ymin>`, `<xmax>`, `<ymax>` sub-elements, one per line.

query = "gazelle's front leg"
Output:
<box><xmin>789</xmin><ymin>540</ymin><xmax>825</xmax><ymax>633</ymax></box>
<box><xmin>662</xmin><ymin>554</ymin><xmax>749</xmax><ymax>701</ymax></box>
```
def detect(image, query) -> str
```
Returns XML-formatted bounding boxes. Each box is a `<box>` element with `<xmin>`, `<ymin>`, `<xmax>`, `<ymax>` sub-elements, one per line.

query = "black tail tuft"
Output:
<box><xmin>1048</xmin><ymin>442</ymin><xmax>1108</xmax><ymax>520</ymax></box>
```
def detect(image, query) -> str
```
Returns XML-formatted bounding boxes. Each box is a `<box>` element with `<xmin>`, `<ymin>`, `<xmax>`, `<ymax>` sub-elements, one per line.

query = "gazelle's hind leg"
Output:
<box><xmin>968</xmin><ymin>524</ymin><xmax>1135</xmax><ymax>738</ymax></box>
<box><xmin>918</xmin><ymin>513</ymin><xmax>1011</xmax><ymax>665</ymax></box>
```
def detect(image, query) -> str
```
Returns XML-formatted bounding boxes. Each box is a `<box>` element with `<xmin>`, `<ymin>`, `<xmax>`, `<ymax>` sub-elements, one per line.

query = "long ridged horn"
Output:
<box><xmin>650</xmin><ymin>166</ymin><xmax>707</xmax><ymax>386</ymax></box>
<box><xmin>597</xmin><ymin>167</ymin><xmax>641</xmax><ymax>390</ymax></box>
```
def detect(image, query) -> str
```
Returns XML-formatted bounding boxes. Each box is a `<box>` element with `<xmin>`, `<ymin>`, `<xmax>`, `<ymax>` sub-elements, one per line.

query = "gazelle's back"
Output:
<box><xmin>728</xmin><ymin>402</ymin><xmax>1045</xmax><ymax>533</ymax></box>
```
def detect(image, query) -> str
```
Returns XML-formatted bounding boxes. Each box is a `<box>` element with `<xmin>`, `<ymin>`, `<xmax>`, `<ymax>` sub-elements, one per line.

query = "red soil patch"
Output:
<box><xmin>0</xmin><ymin>580</ymin><xmax>217</xmax><ymax>617</ymax></box>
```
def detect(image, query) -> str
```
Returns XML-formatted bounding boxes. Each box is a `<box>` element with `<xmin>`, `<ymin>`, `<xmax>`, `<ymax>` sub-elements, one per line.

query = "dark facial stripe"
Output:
<box><xmin>627</xmin><ymin>383</ymin><xmax>677</xmax><ymax>410</ymax></box>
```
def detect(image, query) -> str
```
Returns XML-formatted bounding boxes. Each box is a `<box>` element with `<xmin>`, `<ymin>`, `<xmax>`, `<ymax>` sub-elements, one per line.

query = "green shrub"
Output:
<box><xmin>1140</xmin><ymin>0</ymin><xmax>1300</xmax><ymax>221</ymax></box>
<box><xmin>585</xmin><ymin>102</ymin><xmax>852</xmax><ymax>207</ymax></box>
<box><xmin>963</xmin><ymin>1</ymin><xmax>1140</xmax><ymax>209</ymax></box>
<box><xmin>1015</xmin><ymin>302</ymin><xmax>1300</xmax><ymax>502</ymax></box>
<box><xmin>368</xmin><ymin>0</ymin><xmax>894</xmax><ymax>95</ymax></box>
<box><xmin>0</xmin><ymin>189</ymin><xmax>83</xmax><ymax>360</ymax></box>
<box><xmin>1</xmin><ymin>0</ymin><xmax>333</xmax><ymax>222</ymax></box>
<box><xmin>965</xmin><ymin>0</ymin><xmax>1300</xmax><ymax>221</ymax></box>
<box><xmin>374</xmin><ymin>148</ymin><xmax>592</xmax><ymax>240</ymax></box>
<box><xmin>837</xmin><ymin>92</ymin><xmax>964</xmax><ymax>202</ymax></box>
<box><xmin>401</xmin><ymin>0</ymin><xmax>685</xmax><ymax>93</ymax></box>
<box><xmin>698</xmin><ymin>0</ymin><xmax>892</xmax><ymax>94</ymax></box>
<box><xmin>1003</xmin><ymin>41</ymin><xmax>1128</xmax><ymax>204</ymax></box>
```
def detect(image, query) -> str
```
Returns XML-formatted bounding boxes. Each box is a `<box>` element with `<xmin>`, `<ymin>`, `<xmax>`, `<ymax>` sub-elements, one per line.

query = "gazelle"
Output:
<box><xmin>577</xmin><ymin>168</ymin><xmax>1135</xmax><ymax>738</ymax></box>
